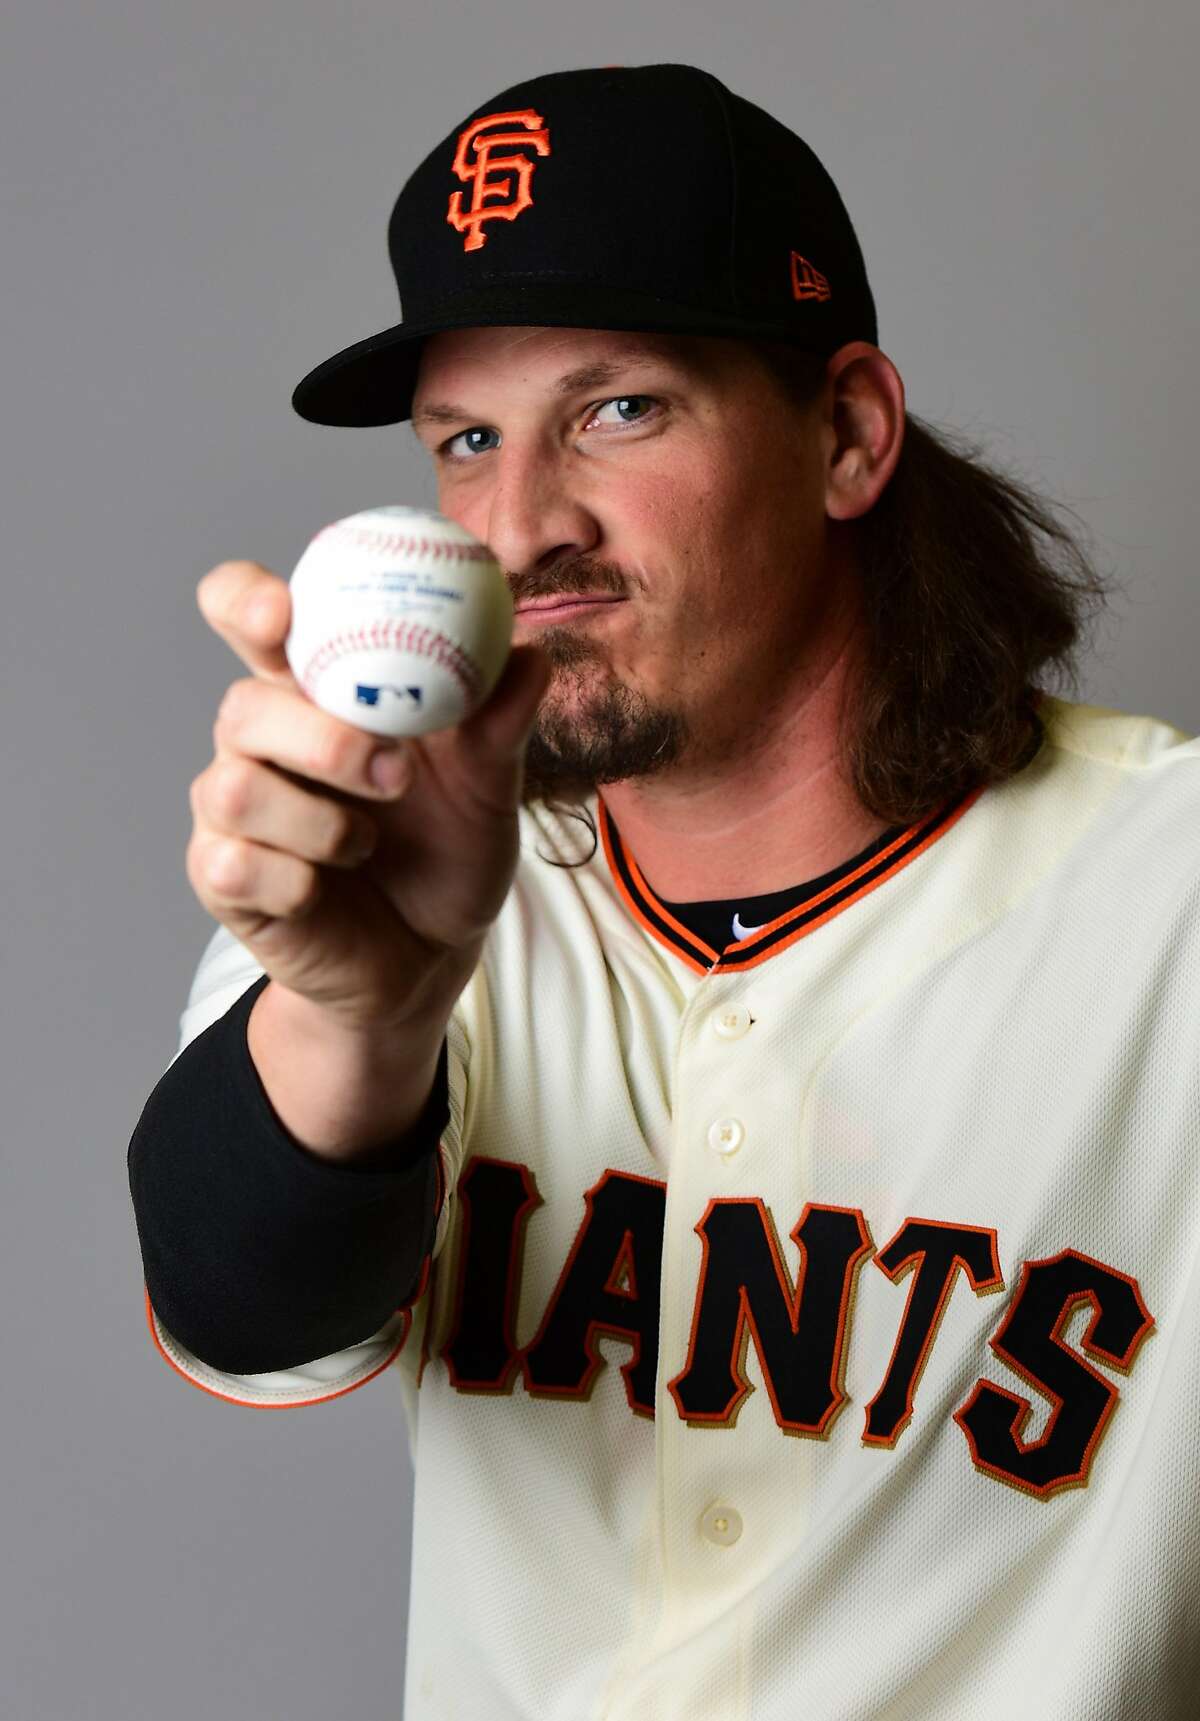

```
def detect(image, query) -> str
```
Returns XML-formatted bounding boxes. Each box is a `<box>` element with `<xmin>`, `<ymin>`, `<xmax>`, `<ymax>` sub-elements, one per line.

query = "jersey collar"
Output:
<box><xmin>597</xmin><ymin>784</ymin><xmax>987</xmax><ymax>975</ymax></box>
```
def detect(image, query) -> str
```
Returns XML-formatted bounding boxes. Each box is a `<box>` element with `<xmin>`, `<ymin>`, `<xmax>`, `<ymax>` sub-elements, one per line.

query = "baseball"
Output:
<box><xmin>284</xmin><ymin>505</ymin><xmax>514</xmax><ymax>739</ymax></box>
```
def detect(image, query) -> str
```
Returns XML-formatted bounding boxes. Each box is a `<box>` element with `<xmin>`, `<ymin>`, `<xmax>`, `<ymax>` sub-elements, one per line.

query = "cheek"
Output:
<box><xmin>432</xmin><ymin>482</ymin><xmax>483</xmax><ymax>539</ymax></box>
<box><xmin>609</xmin><ymin>475</ymin><xmax>760</xmax><ymax>637</ymax></box>
<box><xmin>609</xmin><ymin>460</ymin><xmax>722</xmax><ymax>576</ymax></box>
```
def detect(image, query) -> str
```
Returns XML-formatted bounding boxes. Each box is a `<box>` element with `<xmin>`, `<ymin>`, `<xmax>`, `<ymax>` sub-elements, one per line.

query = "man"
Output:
<box><xmin>128</xmin><ymin>64</ymin><xmax>1200</xmax><ymax>1719</ymax></box>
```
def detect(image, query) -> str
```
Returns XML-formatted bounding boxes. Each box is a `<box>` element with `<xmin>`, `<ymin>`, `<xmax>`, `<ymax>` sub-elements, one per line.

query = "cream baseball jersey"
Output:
<box><xmin>142</xmin><ymin>694</ymin><xmax>1200</xmax><ymax>1719</ymax></box>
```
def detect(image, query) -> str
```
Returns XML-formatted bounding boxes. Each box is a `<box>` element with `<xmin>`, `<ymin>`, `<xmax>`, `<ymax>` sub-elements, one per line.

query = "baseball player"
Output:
<box><xmin>127</xmin><ymin>64</ymin><xmax>1200</xmax><ymax>1719</ymax></box>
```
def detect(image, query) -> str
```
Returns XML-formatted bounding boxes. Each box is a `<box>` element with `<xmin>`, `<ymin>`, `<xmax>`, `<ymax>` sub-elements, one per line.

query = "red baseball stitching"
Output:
<box><xmin>314</xmin><ymin>520</ymin><xmax>496</xmax><ymax>566</ymax></box>
<box><xmin>299</xmin><ymin>618</ymin><xmax>483</xmax><ymax>706</ymax></box>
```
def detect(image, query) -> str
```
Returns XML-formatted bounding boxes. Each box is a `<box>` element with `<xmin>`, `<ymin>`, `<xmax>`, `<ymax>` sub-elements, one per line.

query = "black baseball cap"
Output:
<box><xmin>291</xmin><ymin>63</ymin><xmax>879</xmax><ymax>428</ymax></box>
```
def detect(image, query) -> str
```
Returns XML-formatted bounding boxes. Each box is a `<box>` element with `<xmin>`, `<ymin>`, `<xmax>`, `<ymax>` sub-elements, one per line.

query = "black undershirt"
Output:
<box><xmin>654</xmin><ymin>821</ymin><xmax>906</xmax><ymax>955</ymax></box>
<box><xmin>126</xmin><ymin>820</ymin><xmax>904</xmax><ymax>1373</ymax></box>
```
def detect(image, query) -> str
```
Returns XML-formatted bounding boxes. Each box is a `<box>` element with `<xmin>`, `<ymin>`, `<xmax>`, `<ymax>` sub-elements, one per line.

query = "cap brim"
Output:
<box><xmin>291</xmin><ymin>283</ymin><xmax>846</xmax><ymax>427</ymax></box>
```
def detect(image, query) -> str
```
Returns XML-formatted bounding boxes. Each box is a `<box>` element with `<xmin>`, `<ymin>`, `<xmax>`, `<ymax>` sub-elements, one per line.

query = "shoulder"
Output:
<box><xmin>1031</xmin><ymin>694</ymin><xmax>1200</xmax><ymax>914</ymax></box>
<box><xmin>1037</xmin><ymin>693</ymin><xmax>1200</xmax><ymax>775</ymax></box>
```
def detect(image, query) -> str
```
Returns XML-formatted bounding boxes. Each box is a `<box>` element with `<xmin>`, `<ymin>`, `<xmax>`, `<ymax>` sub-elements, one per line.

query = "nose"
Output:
<box><xmin>478</xmin><ymin>437</ymin><xmax>601</xmax><ymax>582</ymax></box>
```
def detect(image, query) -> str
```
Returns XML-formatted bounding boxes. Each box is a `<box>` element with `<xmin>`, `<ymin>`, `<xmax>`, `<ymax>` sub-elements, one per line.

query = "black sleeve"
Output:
<box><xmin>127</xmin><ymin>973</ymin><xmax>450</xmax><ymax>1375</ymax></box>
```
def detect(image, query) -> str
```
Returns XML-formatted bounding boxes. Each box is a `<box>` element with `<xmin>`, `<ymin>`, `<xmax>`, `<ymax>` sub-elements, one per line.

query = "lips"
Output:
<box><xmin>514</xmin><ymin>596</ymin><xmax>625</xmax><ymax>620</ymax></box>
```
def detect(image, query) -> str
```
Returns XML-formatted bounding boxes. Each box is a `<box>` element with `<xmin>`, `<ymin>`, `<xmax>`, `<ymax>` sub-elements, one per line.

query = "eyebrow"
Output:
<box><xmin>411</xmin><ymin>348</ymin><xmax>687</xmax><ymax>429</ymax></box>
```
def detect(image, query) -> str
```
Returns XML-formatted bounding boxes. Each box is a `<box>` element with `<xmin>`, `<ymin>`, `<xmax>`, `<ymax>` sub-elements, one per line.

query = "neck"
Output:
<box><xmin>597</xmin><ymin>635</ymin><xmax>891</xmax><ymax>903</ymax></box>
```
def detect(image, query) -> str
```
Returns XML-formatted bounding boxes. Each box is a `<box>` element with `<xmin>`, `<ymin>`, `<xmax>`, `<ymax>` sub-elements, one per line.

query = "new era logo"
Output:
<box><xmin>790</xmin><ymin>251</ymin><xmax>831</xmax><ymax>303</ymax></box>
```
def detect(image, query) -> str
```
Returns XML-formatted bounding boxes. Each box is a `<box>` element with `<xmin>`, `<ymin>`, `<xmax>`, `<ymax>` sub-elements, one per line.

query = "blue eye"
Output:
<box><xmin>444</xmin><ymin>426</ymin><xmax>500</xmax><ymax>459</ymax></box>
<box><xmin>594</xmin><ymin>396</ymin><xmax>653</xmax><ymax>424</ymax></box>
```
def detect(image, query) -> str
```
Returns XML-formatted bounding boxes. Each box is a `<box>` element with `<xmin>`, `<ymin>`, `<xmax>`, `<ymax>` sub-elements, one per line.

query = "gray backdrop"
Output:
<box><xmin>3</xmin><ymin>2</ymin><xmax>1196</xmax><ymax>1716</ymax></box>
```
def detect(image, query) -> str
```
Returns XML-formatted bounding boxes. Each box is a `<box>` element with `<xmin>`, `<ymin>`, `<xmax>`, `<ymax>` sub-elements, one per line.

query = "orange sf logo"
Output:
<box><xmin>447</xmin><ymin>109</ymin><xmax>552</xmax><ymax>252</ymax></box>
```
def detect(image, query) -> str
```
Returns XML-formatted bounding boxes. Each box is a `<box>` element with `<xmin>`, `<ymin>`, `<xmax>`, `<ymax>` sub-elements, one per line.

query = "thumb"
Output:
<box><xmin>197</xmin><ymin>562</ymin><xmax>300</xmax><ymax>692</ymax></box>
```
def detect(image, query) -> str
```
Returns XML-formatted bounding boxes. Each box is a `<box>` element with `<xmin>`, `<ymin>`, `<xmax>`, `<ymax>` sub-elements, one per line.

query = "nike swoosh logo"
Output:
<box><xmin>731</xmin><ymin>911</ymin><xmax>769</xmax><ymax>940</ymax></box>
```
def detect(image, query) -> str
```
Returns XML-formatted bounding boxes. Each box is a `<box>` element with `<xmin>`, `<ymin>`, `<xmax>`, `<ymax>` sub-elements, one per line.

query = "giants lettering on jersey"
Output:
<box><xmin>429</xmin><ymin>1161</ymin><xmax>1155</xmax><ymax>1500</ymax></box>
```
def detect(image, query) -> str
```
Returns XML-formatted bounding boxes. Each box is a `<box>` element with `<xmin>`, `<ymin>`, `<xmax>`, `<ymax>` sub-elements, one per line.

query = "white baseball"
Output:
<box><xmin>284</xmin><ymin>506</ymin><xmax>514</xmax><ymax>739</ymax></box>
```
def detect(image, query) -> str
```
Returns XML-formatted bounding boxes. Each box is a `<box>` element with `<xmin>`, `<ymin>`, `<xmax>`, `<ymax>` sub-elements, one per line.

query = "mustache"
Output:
<box><xmin>506</xmin><ymin>557</ymin><xmax>630</xmax><ymax>607</ymax></box>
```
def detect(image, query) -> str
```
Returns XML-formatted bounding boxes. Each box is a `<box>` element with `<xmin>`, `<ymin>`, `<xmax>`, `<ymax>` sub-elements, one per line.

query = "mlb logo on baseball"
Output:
<box><xmin>355</xmin><ymin>683</ymin><xmax>424</xmax><ymax>713</ymax></box>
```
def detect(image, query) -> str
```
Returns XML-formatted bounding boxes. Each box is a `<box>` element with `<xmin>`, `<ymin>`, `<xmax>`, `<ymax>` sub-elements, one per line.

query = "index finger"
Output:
<box><xmin>197</xmin><ymin>560</ymin><xmax>298</xmax><ymax>687</ymax></box>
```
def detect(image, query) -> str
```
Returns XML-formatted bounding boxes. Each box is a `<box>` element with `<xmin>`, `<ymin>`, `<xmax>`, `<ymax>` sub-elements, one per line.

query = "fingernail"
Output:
<box><xmin>370</xmin><ymin>746</ymin><xmax>409</xmax><ymax>791</ymax></box>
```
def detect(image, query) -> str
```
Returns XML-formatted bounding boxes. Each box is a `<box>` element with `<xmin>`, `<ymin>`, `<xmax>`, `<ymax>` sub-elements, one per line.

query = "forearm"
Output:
<box><xmin>246</xmin><ymin>974</ymin><xmax>464</xmax><ymax>1165</ymax></box>
<box><xmin>127</xmin><ymin>974</ymin><xmax>452</xmax><ymax>1373</ymax></box>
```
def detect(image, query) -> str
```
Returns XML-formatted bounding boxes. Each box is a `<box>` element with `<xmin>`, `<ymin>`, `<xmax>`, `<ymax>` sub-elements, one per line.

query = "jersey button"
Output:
<box><xmin>700</xmin><ymin>1503</ymin><xmax>743</xmax><ymax>1546</ymax></box>
<box><xmin>712</xmin><ymin>1005</ymin><xmax>752</xmax><ymax>1040</ymax></box>
<box><xmin>708</xmin><ymin>1117</ymin><xmax>745</xmax><ymax>1158</ymax></box>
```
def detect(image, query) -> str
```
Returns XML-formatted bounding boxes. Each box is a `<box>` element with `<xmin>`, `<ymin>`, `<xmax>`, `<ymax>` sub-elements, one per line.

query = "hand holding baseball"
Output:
<box><xmin>186</xmin><ymin>534</ymin><xmax>553</xmax><ymax>1035</ymax></box>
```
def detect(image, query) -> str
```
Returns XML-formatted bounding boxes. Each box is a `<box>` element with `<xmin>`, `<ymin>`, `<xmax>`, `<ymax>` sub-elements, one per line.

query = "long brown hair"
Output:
<box><xmin>527</xmin><ymin>338</ymin><xmax>1123</xmax><ymax>864</ymax></box>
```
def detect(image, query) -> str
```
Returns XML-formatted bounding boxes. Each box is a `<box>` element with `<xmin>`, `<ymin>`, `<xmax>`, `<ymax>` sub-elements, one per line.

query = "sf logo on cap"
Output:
<box><xmin>447</xmin><ymin>109</ymin><xmax>552</xmax><ymax>252</ymax></box>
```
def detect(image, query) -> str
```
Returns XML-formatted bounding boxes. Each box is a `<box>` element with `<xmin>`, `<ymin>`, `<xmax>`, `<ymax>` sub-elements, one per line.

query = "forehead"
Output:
<box><xmin>411</xmin><ymin>324</ymin><xmax>744</xmax><ymax>418</ymax></box>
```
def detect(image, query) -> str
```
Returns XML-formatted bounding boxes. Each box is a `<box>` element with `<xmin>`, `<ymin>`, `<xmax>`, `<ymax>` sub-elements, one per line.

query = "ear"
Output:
<box><xmin>823</xmin><ymin>345</ymin><xmax>906</xmax><ymax>523</ymax></box>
